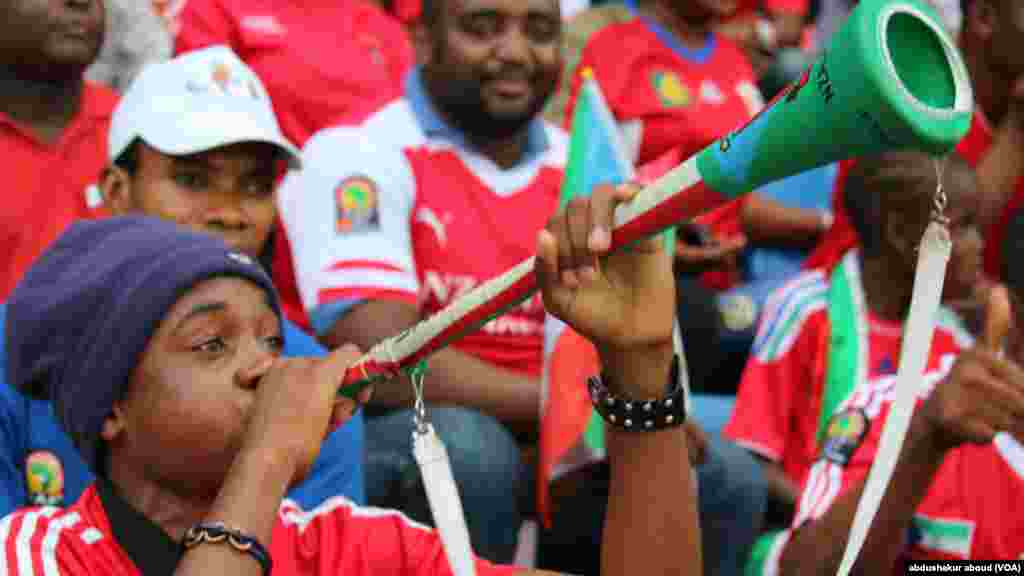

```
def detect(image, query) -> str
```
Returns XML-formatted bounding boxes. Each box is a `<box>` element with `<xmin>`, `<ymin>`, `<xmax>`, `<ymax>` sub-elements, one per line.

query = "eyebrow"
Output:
<box><xmin>178</xmin><ymin>301</ymin><xmax>228</xmax><ymax>326</ymax></box>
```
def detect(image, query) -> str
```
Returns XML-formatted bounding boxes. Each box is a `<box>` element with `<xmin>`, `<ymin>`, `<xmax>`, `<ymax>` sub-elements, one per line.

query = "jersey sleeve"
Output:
<box><xmin>723</xmin><ymin>274</ymin><xmax>828</xmax><ymax>464</ymax></box>
<box><xmin>276</xmin><ymin>126</ymin><xmax>419</xmax><ymax>338</ymax></box>
<box><xmin>0</xmin><ymin>507</ymin><xmax>111</xmax><ymax>575</ymax></box>
<box><xmin>0</xmin><ymin>384</ymin><xmax>28</xmax><ymax>516</ymax></box>
<box><xmin>173</xmin><ymin>0</ymin><xmax>239</xmax><ymax>55</ymax></box>
<box><xmin>275</xmin><ymin>498</ymin><xmax>521</xmax><ymax>576</ymax></box>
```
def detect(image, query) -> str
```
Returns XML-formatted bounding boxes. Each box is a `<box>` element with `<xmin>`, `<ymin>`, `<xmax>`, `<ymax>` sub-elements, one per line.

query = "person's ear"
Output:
<box><xmin>884</xmin><ymin>211</ymin><xmax>919</xmax><ymax>260</ymax></box>
<box><xmin>100</xmin><ymin>165</ymin><xmax>137</xmax><ymax>217</ymax></box>
<box><xmin>100</xmin><ymin>403</ymin><xmax>127</xmax><ymax>443</ymax></box>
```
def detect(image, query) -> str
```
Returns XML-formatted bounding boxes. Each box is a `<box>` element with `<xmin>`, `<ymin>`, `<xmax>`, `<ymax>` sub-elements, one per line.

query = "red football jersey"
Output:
<box><xmin>562</xmin><ymin>16</ymin><xmax>764</xmax><ymax>167</ymax></box>
<box><xmin>0</xmin><ymin>83</ymin><xmax>117</xmax><ymax>299</ymax></box>
<box><xmin>0</xmin><ymin>486</ymin><xmax>519</xmax><ymax>575</ymax></box>
<box><xmin>724</xmin><ymin>261</ymin><xmax>971</xmax><ymax>488</ymax></box>
<box><xmin>278</xmin><ymin>76</ymin><xmax>565</xmax><ymax>378</ymax></box>
<box><xmin>174</xmin><ymin>0</ymin><xmax>413</xmax><ymax>147</ymax></box>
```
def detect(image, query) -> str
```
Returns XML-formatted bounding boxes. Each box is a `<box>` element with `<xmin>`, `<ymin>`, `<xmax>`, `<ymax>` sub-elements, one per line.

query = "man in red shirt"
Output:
<box><xmin>0</xmin><ymin>188</ymin><xmax>701</xmax><ymax>575</ymax></box>
<box><xmin>0</xmin><ymin>0</ymin><xmax>117</xmax><ymax>298</ymax></box>
<box><xmin>769</xmin><ymin>186</ymin><xmax>1024</xmax><ymax>574</ymax></box>
<box><xmin>725</xmin><ymin>152</ymin><xmax>981</xmax><ymax>544</ymax></box>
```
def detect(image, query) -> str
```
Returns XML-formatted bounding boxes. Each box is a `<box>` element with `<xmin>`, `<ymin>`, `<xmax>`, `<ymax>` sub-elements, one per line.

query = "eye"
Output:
<box><xmin>174</xmin><ymin>170</ymin><xmax>207</xmax><ymax>189</ymax></box>
<box><xmin>264</xmin><ymin>335</ymin><xmax>285</xmax><ymax>352</ymax></box>
<box><xmin>193</xmin><ymin>337</ymin><xmax>227</xmax><ymax>354</ymax></box>
<box><xmin>462</xmin><ymin>13</ymin><xmax>500</xmax><ymax>38</ymax></box>
<box><xmin>526</xmin><ymin>15</ymin><xmax>558</xmax><ymax>43</ymax></box>
<box><xmin>244</xmin><ymin>178</ymin><xmax>275</xmax><ymax>198</ymax></box>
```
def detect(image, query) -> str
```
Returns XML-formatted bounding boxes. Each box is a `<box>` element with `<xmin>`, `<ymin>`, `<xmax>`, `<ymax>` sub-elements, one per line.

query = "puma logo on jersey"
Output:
<box><xmin>415</xmin><ymin>207</ymin><xmax>451</xmax><ymax>248</ymax></box>
<box><xmin>699</xmin><ymin>80</ymin><xmax>725</xmax><ymax>105</ymax></box>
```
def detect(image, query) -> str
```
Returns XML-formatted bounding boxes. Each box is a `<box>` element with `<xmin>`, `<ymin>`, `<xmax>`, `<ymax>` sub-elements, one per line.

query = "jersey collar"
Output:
<box><xmin>623</xmin><ymin>0</ymin><xmax>716</xmax><ymax>64</ymax></box>
<box><xmin>404</xmin><ymin>67</ymin><xmax>550</xmax><ymax>167</ymax></box>
<box><xmin>96</xmin><ymin>478</ymin><xmax>182</xmax><ymax>575</ymax></box>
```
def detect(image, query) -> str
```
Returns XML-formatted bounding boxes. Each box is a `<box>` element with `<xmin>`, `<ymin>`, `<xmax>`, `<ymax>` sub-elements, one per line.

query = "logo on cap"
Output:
<box><xmin>186</xmin><ymin>60</ymin><xmax>260</xmax><ymax>100</ymax></box>
<box><xmin>335</xmin><ymin>175</ymin><xmax>380</xmax><ymax>234</ymax></box>
<box><xmin>821</xmin><ymin>408</ymin><xmax>869</xmax><ymax>466</ymax></box>
<box><xmin>25</xmin><ymin>450</ymin><xmax>64</xmax><ymax>507</ymax></box>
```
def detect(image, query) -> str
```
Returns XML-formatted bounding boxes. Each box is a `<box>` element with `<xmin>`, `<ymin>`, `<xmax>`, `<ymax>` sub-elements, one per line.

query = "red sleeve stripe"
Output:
<box><xmin>317</xmin><ymin>287</ymin><xmax>418</xmax><ymax>307</ymax></box>
<box><xmin>10</xmin><ymin>508</ymin><xmax>58</xmax><ymax>575</ymax></box>
<box><xmin>327</xmin><ymin>260</ymin><xmax>408</xmax><ymax>274</ymax></box>
<box><xmin>41</xmin><ymin>512</ymin><xmax>82</xmax><ymax>576</ymax></box>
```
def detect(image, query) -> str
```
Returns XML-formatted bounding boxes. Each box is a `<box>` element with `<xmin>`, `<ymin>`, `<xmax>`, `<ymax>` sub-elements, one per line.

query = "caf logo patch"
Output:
<box><xmin>335</xmin><ymin>175</ymin><xmax>380</xmax><ymax>234</ymax></box>
<box><xmin>719</xmin><ymin>293</ymin><xmax>757</xmax><ymax>332</ymax></box>
<box><xmin>651</xmin><ymin>70</ymin><xmax>690</xmax><ymax>108</ymax></box>
<box><xmin>25</xmin><ymin>450</ymin><xmax>64</xmax><ymax>507</ymax></box>
<box><xmin>821</xmin><ymin>409</ymin><xmax>869</xmax><ymax>466</ymax></box>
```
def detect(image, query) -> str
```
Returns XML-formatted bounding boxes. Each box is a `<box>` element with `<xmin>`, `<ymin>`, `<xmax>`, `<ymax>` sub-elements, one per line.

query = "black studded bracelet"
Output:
<box><xmin>587</xmin><ymin>354</ymin><xmax>687</xmax><ymax>432</ymax></box>
<box><xmin>182</xmin><ymin>522</ymin><xmax>272</xmax><ymax>575</ymax></box>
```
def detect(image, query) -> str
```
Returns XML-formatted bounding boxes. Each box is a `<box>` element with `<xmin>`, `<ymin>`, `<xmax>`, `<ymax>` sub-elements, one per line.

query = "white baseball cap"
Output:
<box><xmin>109</xmin><ymin>45</ymin><xmax>301</xmax><ymax>168</ymax></box>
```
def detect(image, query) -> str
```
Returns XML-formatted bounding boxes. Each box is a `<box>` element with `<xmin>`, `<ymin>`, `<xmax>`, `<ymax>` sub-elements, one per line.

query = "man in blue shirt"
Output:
<box><xmin>0</xmin><ymin>45</ymin><xmax>365</xmax><ymax>516</ymax></box>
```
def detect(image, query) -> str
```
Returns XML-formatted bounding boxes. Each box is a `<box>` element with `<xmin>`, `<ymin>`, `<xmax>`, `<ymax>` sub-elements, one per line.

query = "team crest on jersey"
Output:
<box><xmin>651</xmin><ymin>70</ymin><xmax>690</xmax><ymax>108</ymax></box>
<box><xmin>821</xmin><ymin>408</ymin><xmax>869</xmax><ymax>466</ymax></box>
<box><xmin>25</xmin><ymin>450</ymin><xmax>64</xmax><ymax>507</ymax></box>
<box><xmin>335</xmin><ymin>175</ymin><xmax>380</xmax><ymax>234</ymax></box>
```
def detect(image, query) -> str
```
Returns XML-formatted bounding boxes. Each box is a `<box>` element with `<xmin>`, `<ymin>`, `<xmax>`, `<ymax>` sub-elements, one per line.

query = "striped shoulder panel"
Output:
<box><xmin>544</xmin><ymin>4</ymin><xmax>634</xmax><ymax>126</ymax></box>
<box><xmin>752</xmin><ymin>270</ymin><xmax>829</xmax><ymax>362</ymax></box>
<box><xmin>935</xmin><ymin>306</ymin><xmax>975</xmax><ymax>349</ymax></box>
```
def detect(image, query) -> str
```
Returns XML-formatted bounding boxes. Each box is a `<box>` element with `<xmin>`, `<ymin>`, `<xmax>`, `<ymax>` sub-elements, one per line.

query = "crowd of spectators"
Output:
<box><xmin>2</xmin><ymin>0</ymin><xmax>1024</xmax><ymax>573</ymax></box>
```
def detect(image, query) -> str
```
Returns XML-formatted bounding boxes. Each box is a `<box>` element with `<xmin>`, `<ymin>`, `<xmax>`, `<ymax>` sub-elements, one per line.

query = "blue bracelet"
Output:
<box><xmin>183</xmin><ymin>522</ymin><xmax>273</xmax><ymax>575</ymax></box>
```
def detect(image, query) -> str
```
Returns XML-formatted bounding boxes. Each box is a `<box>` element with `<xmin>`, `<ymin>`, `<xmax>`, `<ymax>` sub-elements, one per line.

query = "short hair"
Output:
<box><xmin>113</xmin><ymin>139</ymin><xmax>139</xmax><ymax>175</ymax></box>
<box><xmin>844</xmin><ymin>150</ymin><xmax>973</xmax><ymax>257</ymax></box>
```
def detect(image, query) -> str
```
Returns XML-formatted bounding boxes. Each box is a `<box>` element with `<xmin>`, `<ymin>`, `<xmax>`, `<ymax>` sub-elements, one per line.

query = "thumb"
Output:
<box><xmin>983</xmin><ymin>284</ymin><xmax>1012</xmax><ymax>353</ymax></box>
<box><xmin>326</xmin><ymin>343</ymin><xmax>365</xmax><ymax>389</ymax></box>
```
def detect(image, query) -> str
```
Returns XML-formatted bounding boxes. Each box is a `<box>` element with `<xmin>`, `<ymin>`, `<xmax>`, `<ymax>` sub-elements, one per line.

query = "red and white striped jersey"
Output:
<box><xmin>277</xmin><ymin>71</ymin><xmax>567</xmax><ymax>378</ymax></box>
<box><xmin>0</xmin><ymin>484</ymin><xmax>520</xmax><ymax>575</ymax></box>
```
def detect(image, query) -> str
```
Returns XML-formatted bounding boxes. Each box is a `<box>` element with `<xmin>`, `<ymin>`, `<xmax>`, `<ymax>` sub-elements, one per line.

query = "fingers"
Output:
<box><xmin>983</xmin><ymin>283</ymin><xmax>1011</xmax><ymax>353</ymax></box>
<box><xmin>566</xmin><ymin>197</ymin><xmax>595</xmax><ymax>280</ymax></box>
<box><xmin>323</xmin><ymin>343</ymin><xmax>364</xmax><ymax>395</ymax></box>
<box><xmin>675</xmin><ymin>235</ymin><xmax>747</xmax><ymax>264</ymax></box>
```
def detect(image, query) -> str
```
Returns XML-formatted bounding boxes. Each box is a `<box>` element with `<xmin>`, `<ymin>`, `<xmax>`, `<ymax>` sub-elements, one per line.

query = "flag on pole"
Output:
<box><xmin>536</xmin><ymin>68</ymin><xmax>641</xmax><ymax>528</ymax></box>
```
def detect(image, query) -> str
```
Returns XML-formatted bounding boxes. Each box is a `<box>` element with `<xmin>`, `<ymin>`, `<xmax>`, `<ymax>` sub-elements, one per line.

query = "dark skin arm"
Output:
<box><xmin>324</xmin><ymin>300</ymin><xmax>540</xmax><ymax>434</ymax></box>
<box><xmin>758</xmin><ymin>456</ymin><xmax>799</xmax><ymax>510</ymax></box>
<box><xmin>740</xmin><ymin>193</ymin><xmax>830</xmax><ymax>248</ymax></box>
<box><xmin>781</xmin><ymin>294</ymin><xmax>1024</xmax><ymax>574</ymax></box>
<box><xmin>778</xmin><ymin>412</ymin><xmax>946</xmax><ymax>575</ymax></box>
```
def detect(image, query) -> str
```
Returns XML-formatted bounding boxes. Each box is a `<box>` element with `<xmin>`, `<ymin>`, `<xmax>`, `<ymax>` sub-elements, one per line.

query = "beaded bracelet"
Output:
<box><xmin>587</xmin><ymin>355</ymin><xmax>687</xmax><ymax>432</ymax></box>
<box><xmin>182</xmin><ymin>522</ymin><xmax>272</xmax><ymax>575</ymax></box>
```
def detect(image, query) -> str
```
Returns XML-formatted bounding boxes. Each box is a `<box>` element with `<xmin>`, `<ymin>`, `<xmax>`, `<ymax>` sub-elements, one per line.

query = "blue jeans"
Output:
<box><xmin>363</xmin><ymin>406</ymin><xmax>526</xmax><ymax>564</ymax></box>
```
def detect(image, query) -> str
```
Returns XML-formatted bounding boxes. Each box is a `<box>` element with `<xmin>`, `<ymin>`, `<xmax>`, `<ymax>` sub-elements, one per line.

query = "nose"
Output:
<box><xmin>494</xmin><ymin>25</ymin><xmax>532</xmax><ymax>65</ymax></box>
<box><xmin>235</xmin><ymin>345</ymin><xmax>276</xmax><ymax>390</ymax></box>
